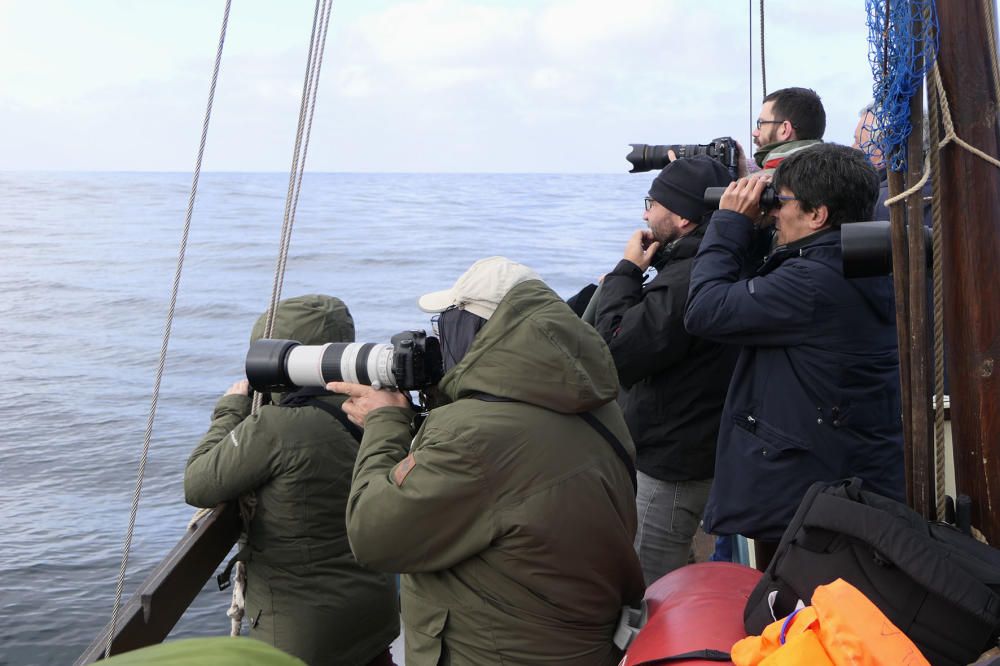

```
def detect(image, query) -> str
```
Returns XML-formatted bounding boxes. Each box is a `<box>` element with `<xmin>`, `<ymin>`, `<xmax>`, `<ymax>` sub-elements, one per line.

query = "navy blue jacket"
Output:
<box><xmin>684</xmin><ymin>210</ymin><xmax>905</xmax><ymax>541</ymax></box>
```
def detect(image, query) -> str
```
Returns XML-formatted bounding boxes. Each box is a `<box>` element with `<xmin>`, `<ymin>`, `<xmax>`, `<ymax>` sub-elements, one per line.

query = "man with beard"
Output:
<box><xmin>753</xmin><ymin>87</ymin><xmax>826</xmax><ymax>173</ymax></box>
<box><xmin>593</xmin><ymin>156</ymin><xmax>739</xmax><ymax>586</ymax></box>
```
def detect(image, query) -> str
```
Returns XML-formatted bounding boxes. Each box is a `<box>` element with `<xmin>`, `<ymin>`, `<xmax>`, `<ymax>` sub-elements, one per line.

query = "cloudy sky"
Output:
<box><xmin>0</xmin><ymin>0</ymin><xmax>876</xmax><ymax>172</ymax></box>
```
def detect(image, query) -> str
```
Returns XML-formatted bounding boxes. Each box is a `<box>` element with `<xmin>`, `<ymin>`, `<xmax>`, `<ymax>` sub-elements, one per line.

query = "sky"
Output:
<box><xmin>0</xmin><ymin>0</ymin><xmax>878</xmax><ymax>173</ymax></box>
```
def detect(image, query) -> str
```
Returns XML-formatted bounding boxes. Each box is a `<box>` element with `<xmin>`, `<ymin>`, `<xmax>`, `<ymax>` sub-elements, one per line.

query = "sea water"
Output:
<box><xmin>0</xmin><ymin>171</ymin><xmax>648</xmax><ymax>665</ymax></box>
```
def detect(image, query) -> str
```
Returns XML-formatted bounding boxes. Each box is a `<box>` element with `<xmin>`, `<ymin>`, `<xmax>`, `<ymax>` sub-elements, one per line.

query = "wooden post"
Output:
<box><xmin>888</xmin><ymin>170</ymin><xmax>914</xmax><ymax>506</ymax></box>
<box><xmin>934</xmin><ymin>0</ymin><xmax>1000</xmax><ymax>543</ymax></box>
<box><xmin>906</xmin><ymin>14</ymin><xmax>934</xmax><ymax>518</ymax></box>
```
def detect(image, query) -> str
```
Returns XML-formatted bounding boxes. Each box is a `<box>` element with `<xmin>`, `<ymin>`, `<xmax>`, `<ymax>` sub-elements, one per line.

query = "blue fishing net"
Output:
<box><xmin>865</xmin><ymin>0</ymin><xmax>939</xmax><ymax>171</ymax></box>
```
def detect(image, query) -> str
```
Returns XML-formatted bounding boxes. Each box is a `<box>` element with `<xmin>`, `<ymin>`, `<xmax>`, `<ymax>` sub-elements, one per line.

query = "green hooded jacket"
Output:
<box><xmin>347</xmin><ymin>280</ymin><xmax>645</xmax><ymax>666</ymax></box>
<box><xmin>184</xmin><ymin>295</ymin><xmax>399</xmax><ymax>666</ymax></box>
<box><xmin>101</xmin><ymin>637</ymin><xmax>305</xmax><ymax>666</ymax></box>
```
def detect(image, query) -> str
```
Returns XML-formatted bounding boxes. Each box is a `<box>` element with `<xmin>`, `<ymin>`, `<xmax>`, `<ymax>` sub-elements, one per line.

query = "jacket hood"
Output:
<box><xmin>437</xmin><ymin>280</ymin><xmax>619</xmax><ymax>413</ymax></box>
<box><xmin>249</xmin><ymin>295</ymin><xmax>355</xmax><ymax>402</ymax></box>
<box><xmin>250</xmin><ymin>294</ymin><xmax>355</xmax><ymax>346</ymax></box>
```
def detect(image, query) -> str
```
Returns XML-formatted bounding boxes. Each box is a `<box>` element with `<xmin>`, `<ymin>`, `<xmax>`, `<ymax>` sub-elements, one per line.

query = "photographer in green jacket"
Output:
<box><xmin>185</xmin><ymin>295</ymin><xmax>399</xmax><ymax>666</ymax></box>
<box><xmin>331</xmin><ymin>257</ymin><xmax>645</xmax><ymax>666</ymax></box>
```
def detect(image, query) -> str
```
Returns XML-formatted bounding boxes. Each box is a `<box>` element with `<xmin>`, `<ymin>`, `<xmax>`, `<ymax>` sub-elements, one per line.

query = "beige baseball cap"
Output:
<box><xmin>418</xmin><ymin>256</ymin><xmax>542</xmax><ymax>320</ymax></box>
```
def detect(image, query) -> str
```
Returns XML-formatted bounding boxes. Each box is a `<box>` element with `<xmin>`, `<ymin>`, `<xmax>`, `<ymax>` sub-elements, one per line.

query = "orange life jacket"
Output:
<box><xmin>731</xmin><ymin>577</ymin><xmax>930</xmax><ymax>665</ymax></box>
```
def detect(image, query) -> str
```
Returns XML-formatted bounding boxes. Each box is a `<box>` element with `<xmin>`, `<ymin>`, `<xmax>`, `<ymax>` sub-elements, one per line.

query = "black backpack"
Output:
<box><xmin>744</xmin><ymin>478</ymin><xmax>1000</xmax><ymax>666</ymax></box>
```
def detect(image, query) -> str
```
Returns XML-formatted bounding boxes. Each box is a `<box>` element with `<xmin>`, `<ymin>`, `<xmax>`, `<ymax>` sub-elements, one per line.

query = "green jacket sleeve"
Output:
<box><xmin>346</xmin><ymin>406</ymin><xmax>496</xmax><ymax>573</ymax></box>
<box><xmin>184</xmin><ymin>394</ymin><xmax>278</xmax><ymax>507</ymax></box>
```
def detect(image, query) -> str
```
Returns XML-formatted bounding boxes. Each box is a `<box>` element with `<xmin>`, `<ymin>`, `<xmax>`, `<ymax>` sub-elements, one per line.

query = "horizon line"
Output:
<box><xmin>0</xmin><ymin>169</ymin><xmax>626</xmax><ymax>176</ymax></box>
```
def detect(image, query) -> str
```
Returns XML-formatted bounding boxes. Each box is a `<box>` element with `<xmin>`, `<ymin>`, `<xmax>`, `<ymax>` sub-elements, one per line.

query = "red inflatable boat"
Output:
<box><xmin>622</xmin><ymin>562</ymin><xmax>762</xmax><ymax>666</ymax></box>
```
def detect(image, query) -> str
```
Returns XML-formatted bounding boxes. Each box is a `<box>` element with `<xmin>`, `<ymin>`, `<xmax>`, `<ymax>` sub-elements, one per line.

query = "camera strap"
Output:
<box><xmin>469</xmin><ymin>393</ymin><xmax>637</xmax><ymax>495</ymax></box>
<box><xmin>279</xmin><ymin>388</ymin><xmax>364</xmax><ymax>444</ymax></box>
<box><xmin>578</xmin><ymin>410</ymin><xmax>637</xmax><ymax>495</ymax></box>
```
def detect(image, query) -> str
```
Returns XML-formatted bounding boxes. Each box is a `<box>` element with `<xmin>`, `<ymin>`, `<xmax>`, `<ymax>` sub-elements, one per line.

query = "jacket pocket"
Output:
<box><xmin>734</xmin><ymin>413</ymin><xmax>812</xmax><ymax>457</ymax></box>
<box><xmin>246</xmin><ymin>575</ymin><xmax>276</xmax><ymax>648</ymax></box>
<box><xmin>721</xmin><ymin>414</ymin><xmax>839</xmax><ymax>538</ymax></box>
<box><xmin>402</xmin><ymin>594</ymin><xmax>449</xmax><ymax>665</ymax></box>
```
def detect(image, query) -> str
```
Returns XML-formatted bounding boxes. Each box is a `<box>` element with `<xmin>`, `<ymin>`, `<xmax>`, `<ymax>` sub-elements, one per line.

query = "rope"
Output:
<box><xmin>187</xmin><ymin>507</ymin><xmax>212</xmax><ymax>529</ymax></box>
<box><xmin>882</xmin><ymin>153</ymin><xmax>930</xmax><ymax>206</ymax></box>
<box><xmin>759</xmin><ymin>0</ymin><xmax>766</xmax><ymax>97</ymax></box>
<box><xmin>229</xmin><ymin>0</ymin><xmax>333</xmax><ymax>637</ymax></box>
<box><xmin>928</xmin><ymin>64</ymin><xmax>1000</xmax><ymax>170</ymax></box>
<box><xmin>253</xmin><ymin>0</ymin><xmax>332</xmax><ymax>412</ymax></box>
<box><xmin>748</xmin><ymin>0</ymin><xmax>753</xmax><ymax>151</ymax></box>
<box><xmin>927</xmin><ymin>44</ymin><xmax>947</xmax><ymax>522</ymax></box>
<box><xmin>225</xmin><ymin>493</ymin><xmax>257</xmax><ymax>636</ymax></box>
<box><xmin>257</xmin><ymin>0</ymin><xmax>332</xmax><ymax>348</ymax></box>
<box><xmin>105</xmin><ymin>0</ymin><xmax>233</xmax><ymax>657</ymax></box>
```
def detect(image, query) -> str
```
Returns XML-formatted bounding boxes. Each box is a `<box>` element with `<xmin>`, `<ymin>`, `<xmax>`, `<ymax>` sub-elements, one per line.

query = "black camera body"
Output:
<box><xmin>626</xmin><ymin>136</ymin><xmax>740</xmax><ymax>178</ymax></box>
<box><xmin>246</xmin><ymin>330</ymin><xmax>443</xmax><ymax>393</ymax></box>
<box><xmin>388</xmin><ymin>331</ymin><xmax>443</xmax><ymax>392</ymax></box>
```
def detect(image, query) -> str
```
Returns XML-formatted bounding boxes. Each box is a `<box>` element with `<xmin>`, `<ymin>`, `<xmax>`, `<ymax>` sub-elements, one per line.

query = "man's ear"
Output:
<box><xmin>780</xmin><ymin>120</ymin><xmax>795</xmax><ymax>142</ymax></box>
<box><xmin>678</xmin><ymin>217</ymin><xmax>697</xmax><ymax>233</ymax></box>
<box><xmin>809</xmin><ymin>204</ymin><xmax>830</xmax><ymax>230</ymax></box>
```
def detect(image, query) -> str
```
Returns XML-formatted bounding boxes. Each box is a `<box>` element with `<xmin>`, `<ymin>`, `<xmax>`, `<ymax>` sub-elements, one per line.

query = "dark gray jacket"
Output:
<box><xmin>595</xmin><ymin>226</ymin><xmax>738</xmax><ymax>481</ymax></box>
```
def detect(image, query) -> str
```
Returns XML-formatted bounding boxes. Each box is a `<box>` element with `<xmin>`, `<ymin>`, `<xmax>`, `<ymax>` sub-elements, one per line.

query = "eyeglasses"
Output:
<box><xmin>430</xmin><ymin>306</ymin><xmax>457</xmax><ymax>336</ymax></box>
<box><xmin>755</xmin><ymin>118</ymin><xmax>785</xmax><ymax>130</ymax></box>
<box><xmin>644</xmin><ymin>197</ymin><xmax>655</xmax><ymax>212</ymax></box>
<box><xmin>772</xmin><ymin>194</ymin><xmax>798</xmax><ymax>209</ymax></box>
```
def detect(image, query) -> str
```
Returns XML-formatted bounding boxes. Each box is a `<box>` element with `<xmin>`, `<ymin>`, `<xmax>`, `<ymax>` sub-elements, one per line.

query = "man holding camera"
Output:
<box><xmin>753</xmin><ymin>87</ymin><xmax>826</xmax><ymax>173</ymax></box>
<box><xmin>330</xmin><ymin>256</ymin><xmax>644</xmax><ymax>666</ymax></box>
<box><xmin>684</xmin><ymin>144</ymin><xmax>905</xmax><ymax>567</ymax></box>
<box><xmin>592</xmin><ymin>156</ymin><xmax>738</xmax><ymax>586</ymax></box>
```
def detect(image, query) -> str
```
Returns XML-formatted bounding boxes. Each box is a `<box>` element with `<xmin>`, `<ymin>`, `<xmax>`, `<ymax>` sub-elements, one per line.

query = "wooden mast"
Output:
<box><xmin>934</xmin><ymin>0</ymin><xmax>1000</xmax><ymax>543</ymax></box>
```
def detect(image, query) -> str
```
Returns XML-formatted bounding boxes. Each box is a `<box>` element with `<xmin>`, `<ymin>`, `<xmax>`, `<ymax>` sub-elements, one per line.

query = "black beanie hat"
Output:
<box><xmin>648</xmin><ymin>155</ymin><xmax>733</xmax><ymax>222</ymax></box>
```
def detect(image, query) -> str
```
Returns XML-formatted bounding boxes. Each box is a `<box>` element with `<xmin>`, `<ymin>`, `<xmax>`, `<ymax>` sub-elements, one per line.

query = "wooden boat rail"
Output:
<box><xmin>75</xmin><ymin>503</ymin><xmax>240</xmax><ymax>664</ymax></box>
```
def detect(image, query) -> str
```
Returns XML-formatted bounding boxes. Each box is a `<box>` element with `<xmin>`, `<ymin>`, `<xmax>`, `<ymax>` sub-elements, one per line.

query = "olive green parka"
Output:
<box><xmin>347</xmin><ymin>280</ymin><xmax>645</xmax><ymax>666</ymax></box>
<box><xmin>185</xmin><ymin>295</ymin><xmax>399</xmax><ymax>666</ymax></box>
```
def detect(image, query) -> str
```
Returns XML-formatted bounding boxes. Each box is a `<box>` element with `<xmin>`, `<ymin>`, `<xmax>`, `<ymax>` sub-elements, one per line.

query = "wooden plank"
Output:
<box><xmin>75</xmin><ymin>503</ymin><xmax>241</xmax><ymax>664</ymax></box>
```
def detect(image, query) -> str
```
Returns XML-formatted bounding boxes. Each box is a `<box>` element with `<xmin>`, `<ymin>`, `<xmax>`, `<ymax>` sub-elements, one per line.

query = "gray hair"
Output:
<box><xmin>860</xmin><ymin>99</ymin><xmax>931</xmax><ymax>160</ymax></box>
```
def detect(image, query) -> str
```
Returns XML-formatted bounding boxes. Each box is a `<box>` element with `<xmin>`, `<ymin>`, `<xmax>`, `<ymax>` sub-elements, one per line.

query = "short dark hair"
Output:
<box><xmin>773</xmin><ymin>143</ymin><xmax>879</xmax><ymax>228</ymax></box>
<box><xmin>764</xmin><ymin>87</ymin><xmax>826</xmax><ymax>140</ymax></box>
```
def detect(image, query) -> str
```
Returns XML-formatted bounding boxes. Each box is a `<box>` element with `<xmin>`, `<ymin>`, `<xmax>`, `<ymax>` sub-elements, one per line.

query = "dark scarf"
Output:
<box><xmin>436</xmin><ymin>307</ymin><xmax>488</xmax><ymax>372</ymax></box>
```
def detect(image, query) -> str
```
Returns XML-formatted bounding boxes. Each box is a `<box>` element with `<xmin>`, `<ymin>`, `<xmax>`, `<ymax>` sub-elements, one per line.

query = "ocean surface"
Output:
<box><xmin>0</xmin><ymin>171</ymin><xmax>648</xmax><ymax>665</ymax></box>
